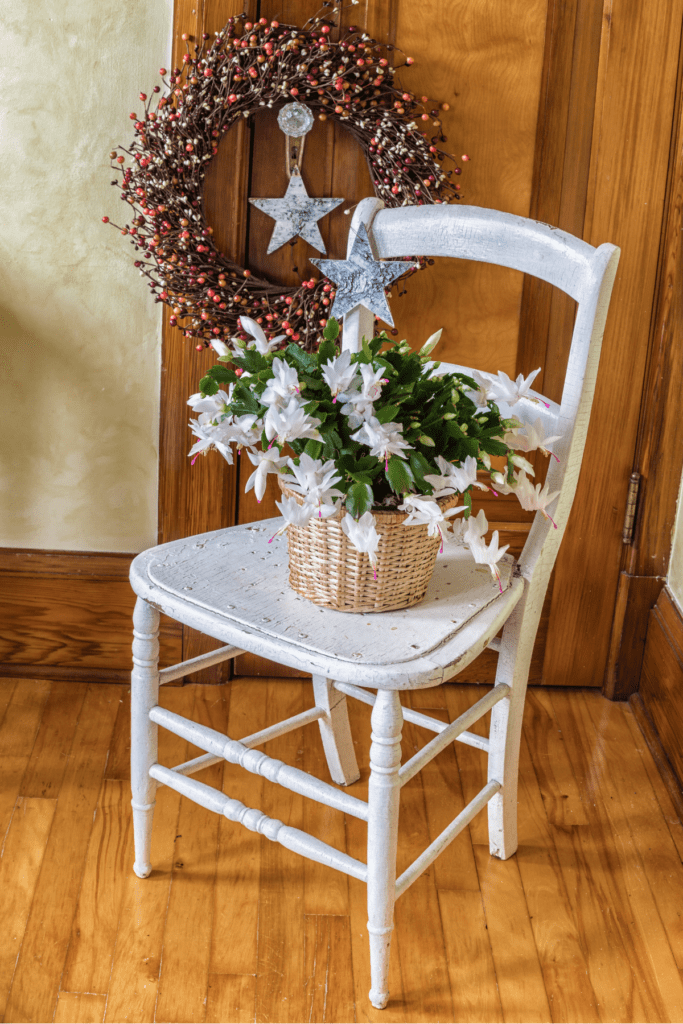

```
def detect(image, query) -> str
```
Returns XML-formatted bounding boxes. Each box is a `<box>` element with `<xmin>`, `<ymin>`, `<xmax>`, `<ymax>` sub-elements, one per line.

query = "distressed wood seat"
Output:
<box><xmin>128</xmin><ymin>200</ymin><xmax>619</xmax><ymax>1011</ymax></box>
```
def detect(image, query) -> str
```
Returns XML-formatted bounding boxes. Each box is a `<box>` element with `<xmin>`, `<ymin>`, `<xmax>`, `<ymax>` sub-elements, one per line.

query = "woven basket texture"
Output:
<box><xmin>279</xmin><ymin>479</ymin><xmax>460</xmax><ymax>613</ymax></box>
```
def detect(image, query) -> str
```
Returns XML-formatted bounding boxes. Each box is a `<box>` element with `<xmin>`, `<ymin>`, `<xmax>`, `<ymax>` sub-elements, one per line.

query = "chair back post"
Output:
<box><xmin>341</xmin><ymin>198</ymin><xmax>384</xmax><ymax>354</ymax></box>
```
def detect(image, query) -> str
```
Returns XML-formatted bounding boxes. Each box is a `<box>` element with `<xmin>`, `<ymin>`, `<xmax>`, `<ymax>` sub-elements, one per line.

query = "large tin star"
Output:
<box><xmin>249</xmin><ymin>168</ymin><xmax>343</xmax><ymax>255</ymax></box>
<box><xmin>310</xmin><ymin>223</ymin><xmax>412</xmax><ymax>327</ymax></box>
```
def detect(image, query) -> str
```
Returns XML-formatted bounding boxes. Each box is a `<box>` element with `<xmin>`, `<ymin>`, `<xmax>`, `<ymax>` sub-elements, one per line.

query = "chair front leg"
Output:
<box><xmin>131</xmin><ymin>596</ymin><xmax>160</xmax><ymax>878</ymax></box>
<box><xmin>366</xmin><ymin>689</ymin><xmax>403</xmax><ymax>1010</ymax></box>
<box><xmin>312</xmin><ymin>675</ymin><xmax>360</xmax><ymax>785</ymax></box>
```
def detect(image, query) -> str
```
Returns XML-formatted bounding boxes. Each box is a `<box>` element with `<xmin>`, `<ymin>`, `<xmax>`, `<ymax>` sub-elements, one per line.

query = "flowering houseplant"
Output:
<box><xmin>189</xmin><ymin>316</ymin><xmax>561</xmax><ymax>595</ymax></box>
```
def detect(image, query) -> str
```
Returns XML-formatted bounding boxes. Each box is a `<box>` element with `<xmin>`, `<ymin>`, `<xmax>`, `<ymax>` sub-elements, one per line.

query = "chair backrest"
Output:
<box><xmin>342</xmin><ymin>198</ymin><xmax>620</xmax><ymax>590</ymax></box>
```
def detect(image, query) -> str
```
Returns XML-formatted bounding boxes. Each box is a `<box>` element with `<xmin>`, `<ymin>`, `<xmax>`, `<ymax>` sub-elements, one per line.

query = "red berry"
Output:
<box><xmin>102</xmin><ymin>216</ymin><xmax>109</xmax><ymax>223</ymax></box>
<box><xmin>159</xmin><ymin>67</ymin><xmax>167</xmax><ymax>75</ymax></box>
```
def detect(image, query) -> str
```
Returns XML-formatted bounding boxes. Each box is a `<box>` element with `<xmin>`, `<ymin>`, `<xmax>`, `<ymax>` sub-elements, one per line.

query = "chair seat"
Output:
<box><xmin>130</xmin><ymin>518</ymin><xmax>525</xmax><ymax>689</ymax></box>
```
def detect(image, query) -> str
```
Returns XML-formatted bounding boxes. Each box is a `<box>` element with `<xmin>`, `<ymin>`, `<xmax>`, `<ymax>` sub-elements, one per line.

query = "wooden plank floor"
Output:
<box><xmin>1</xmin><ymin>677</ymin><xmax>682</xmax><ymax>1023</ymax></box>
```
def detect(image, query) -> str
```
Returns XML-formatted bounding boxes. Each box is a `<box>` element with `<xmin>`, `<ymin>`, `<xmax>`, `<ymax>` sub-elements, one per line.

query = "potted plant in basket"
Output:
<box><xmin>188</xmin><ymin>316</ymin><xmax>562</xmax><ymax>612</ymax></box>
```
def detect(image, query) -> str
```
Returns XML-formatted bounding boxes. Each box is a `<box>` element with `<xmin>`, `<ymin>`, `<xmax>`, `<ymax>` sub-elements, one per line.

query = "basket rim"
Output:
<box><xmin>277</xmin><ymin>476</ymin><xmax>462</xmax><ymax>524</ymax></box>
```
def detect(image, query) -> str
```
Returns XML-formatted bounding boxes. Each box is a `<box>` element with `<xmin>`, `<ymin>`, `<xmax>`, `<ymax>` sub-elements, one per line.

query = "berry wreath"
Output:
<box><xmin>104</xmin><ymin>7</ymin><xmax>465</xmax><ymax>352</ymax></box>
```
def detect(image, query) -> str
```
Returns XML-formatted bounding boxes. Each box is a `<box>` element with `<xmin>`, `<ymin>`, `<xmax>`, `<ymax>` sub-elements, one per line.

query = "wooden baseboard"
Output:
<box><xmin>629</xmin><ymin>692</ymin><xmax>683</xmax><ymax>821</ymax></box>
<box><xmin>638</xmin><ymin>587</ymin><xmax>683</xmax><ymax>790</ymax></box>
<box><xmin>0</xmin><ymin>548</ymin><xmax>182</xmax><ymax>682</ymax></box>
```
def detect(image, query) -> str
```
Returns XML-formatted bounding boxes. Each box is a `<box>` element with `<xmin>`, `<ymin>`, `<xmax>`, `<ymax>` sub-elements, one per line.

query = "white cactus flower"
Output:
<box><xmin>424</xmin><ymin>455</ymin><xmax>490</xmax><ymax>497</ymax></box>
<box><xmin>269</xmin><ymin>495</ymin><xmax>317</xmax><ymax>542</ymax></box>
<box><xmin>285</xmin><ymin>453</ymin><xmax>343</xmax><ymax>510</ymax></box>
<box><xmin>351</xmin><ymin>417</ymin><xmax>412</xmax><ymax>467</ymax></box>
<box><xmin>321</xmin><ymin>349</ymin><xmax>359</xmax><ymax>401</ymax></box>
<box><xmin>486</xmin><ymin>368</ymin><xmax>549</xmax><ymax>408</ymax></box>
<box><xmin>244</xmin><ymin>447</ymin><xmax>288</xmax><ymax>503</ymax></box>
<box><xmin>399</xmin><ymin>495</ymin><xmax>466</xmax><ymax>552</ymax></box>
<box><xmin>236</xmin><ymin>315</ymin><xmax>286</xmax><ymax>355</ymax></box>
<box><xmin>514</xmin><ymin>472</ymin><xmax>561</xmax><ymax>527</ymax></box>
<box><xmin>262</xmin><ymin>357</ymin><xmax>300</xmax><ymax>408</ymax></box>
<box><xmin>264</xmin><ymin>398</ymin><xmax>322</xmax><ymax>446</ymax></box>
<box><xmin>187</xmin><ymin>387</ymin><xmax>232</xmax><ymax>419</ymax></box>
<box><xmin>505</xmin><ymin>417</ymin><xmax>562</xmax><ymax>460</ymax></box>
<box><xmin>341</xmin><ymin>511</ymin><xmax>382</xmax><ymax>571</ymax></box>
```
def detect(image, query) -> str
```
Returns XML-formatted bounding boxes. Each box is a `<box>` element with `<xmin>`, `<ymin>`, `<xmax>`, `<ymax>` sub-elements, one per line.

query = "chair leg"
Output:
<box><xmin>312</xmin><ymin>675</ymin><xmax>360</xmax><ymax>785</ymax></box>
<box><xmin>366</xmin><ymin>689</ymin><xmax>403</xmax><ymax>1010</ymax></box>
<box><xmin>131</xmin><ymin>596</ymin><xmax>160</xmax><ymax>878</ymax></box>
<box><xmin>487</xmin><ymin>604</ymin><xmax>532</xmax><ymax>861</ymax></box>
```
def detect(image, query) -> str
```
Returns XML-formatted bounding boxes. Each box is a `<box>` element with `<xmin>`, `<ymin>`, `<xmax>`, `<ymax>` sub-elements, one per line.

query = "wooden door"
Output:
<box><xmin>159</xmin><ymin>0</ymin><xmax>683</xmax><ymax>686</ymax></box>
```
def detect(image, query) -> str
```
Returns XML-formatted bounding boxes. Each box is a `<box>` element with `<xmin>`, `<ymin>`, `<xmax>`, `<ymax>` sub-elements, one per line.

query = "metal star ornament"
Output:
<box><xmin>249</xmin><ymin>168</ymin><xmax>343</xmax><ymax>255</ymax></box>
<box><xmin>310</xmin><ymin>223</ymin><xmax>413</xmax><ymax>327</ymax></box>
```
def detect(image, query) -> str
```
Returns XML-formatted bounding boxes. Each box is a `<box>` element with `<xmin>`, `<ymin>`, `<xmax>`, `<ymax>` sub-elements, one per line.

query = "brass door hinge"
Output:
<box><xmin>622</xmin><ymin>472</ymin><xmax>641</xmax><ymax>545</ymax></box>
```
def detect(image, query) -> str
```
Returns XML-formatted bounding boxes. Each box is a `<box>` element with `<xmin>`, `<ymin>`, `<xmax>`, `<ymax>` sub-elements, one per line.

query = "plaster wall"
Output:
<box><xmin>668</xmin><ymin>472</ymin><xmax>683</xmax><ymax>612</ymax></box>
<box><xmin>0</xmin><ymin>0</ymin><xmax>172</xmax><ymax>552</ymax></box>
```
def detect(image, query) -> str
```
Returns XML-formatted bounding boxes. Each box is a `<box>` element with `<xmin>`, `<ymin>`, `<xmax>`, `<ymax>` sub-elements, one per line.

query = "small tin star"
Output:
<box><xmin>311</xmin><ymin>223</ymin><xmax>413</xmax><ymax>327</ymax></box>
<box><xmin>249</xmin><ymin>169</ymin><xmax>343</xmax><ymax>255</ymax></box>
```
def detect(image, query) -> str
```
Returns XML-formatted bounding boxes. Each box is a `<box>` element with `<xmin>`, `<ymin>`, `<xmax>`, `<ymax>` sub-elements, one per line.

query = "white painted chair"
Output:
<box><xmin>129</xmin><ymin>201</ymin><xmax>619</xmax><ymax>1010</ymax></box>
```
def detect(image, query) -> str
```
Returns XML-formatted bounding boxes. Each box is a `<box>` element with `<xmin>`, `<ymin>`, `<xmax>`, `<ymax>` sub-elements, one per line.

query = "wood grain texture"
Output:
<box><xmin>544</xmin><ymin>0</ymin><xmax>683</xmax><ymax>689</ymax></box>
<box><xmin>639</xmin><ymin>587</ymin><xmax>683</xmax><ymax>790</ymax></box>
<box><xmin>104</xmin><ymin>686</ymin><xmax>194</xmax><ymax>1024</ymax></box>
<box><xmin>155</xmin><ymin>687</ymin><xmax>228</xmax><ymax>1024</ymax></box>
<box><xmin>62</xmin><ymin>780</ymin><xmax>134</xmax><ymax>995</ymax></box>
<box><xmin>3</xmin><ymin>685</ymin><xmax>122</xmax><ymax>1024</ymax></box>
<box><xmin>627</xmin><ymin>12</ymin><xmax>683</xmax><ymax>582</ymax></box>
<box><xmin>604</xmin><ymin>572</ymin><xmax>663</xmax><ymax>700</ymax></box>
<box><xmin>0</xmin><ymin>797</ymin><xmax>56</xmax><ymax>1021</ymax></box>
<box><xmin>53</xmin><ymin>992</ymin><xmax>107</xmax><ymax>1024</ymax></box>
<box><xmin>206</xmin><ymin>974</ymin><xmax>256</xmax><ymax>1024</ymax></box>
<box><xmin>3</xmin><ymin>676</ymin><xmax>683</xmax><ymax>1020</ymax></box>
<box><xmin>0</xmin><ymin>550</ymin><xmax>181</xmax><ymax>679</ymax></box>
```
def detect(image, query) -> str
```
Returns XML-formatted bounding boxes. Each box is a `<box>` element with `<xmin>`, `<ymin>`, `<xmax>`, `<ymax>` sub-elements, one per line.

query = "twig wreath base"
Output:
<box><xmin>104</xmin><ymin>6</ymin><xmax>465</xmax><ymax>352</ymax></box>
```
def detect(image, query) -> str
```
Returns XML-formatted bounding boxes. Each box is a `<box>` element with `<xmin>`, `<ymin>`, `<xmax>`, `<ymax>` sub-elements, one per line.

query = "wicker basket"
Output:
<box><xmin>278</xmin><ymin>479</ymin><xmax>459</xmax><ymax>613</ymax></box>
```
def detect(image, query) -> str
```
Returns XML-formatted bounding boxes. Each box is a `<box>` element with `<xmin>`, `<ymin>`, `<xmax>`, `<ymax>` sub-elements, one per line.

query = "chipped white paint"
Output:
<box><xmin>129</xmin><ymin>201</ymin><xmax>619</xmax><ymax>1010</ymax></box>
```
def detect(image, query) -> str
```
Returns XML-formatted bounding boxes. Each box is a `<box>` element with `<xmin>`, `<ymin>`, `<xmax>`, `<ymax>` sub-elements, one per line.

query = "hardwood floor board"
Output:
<box><xmin>302</xmin><ymin>717</ymin><xmax>350</xmax><ymax>917</ymax></box>
<box><xmin>104</xmin><ymin>686</ymin><xmax>131</xmax><ymax>782</ymax></box>
<box><xmin>54</xmin><ymin>991</ymin><xmax>107</xmax><ymax>1023</ymax></box>
<box><xmin>0</xmin><ymin>678</ymin><xmax>17</xmax><ymax>729</ymax></box>
<box><xmin>62</xmin><ymin>779</ymin><xmax>134</xmax><ymax>995</ymax></box>
<box><xmin>525</xmin><ymin>688</ymin><xmax>589</xmax><ymax>826</ymax></box>
<box><xmin>390</xmin><ymin>717</ymin><xmax>455</xmax><ymax>1022</ymax></box>
<box><xmin>407</xmin><ymin>685</ymin><xmax>448</xmax><ymax>711</ymax></box>
<box><xmin>580</xmin><ymin>691</ymin><xmax>683</xmax><ymax>979</ymax></box>
<box><xmin>622</xmin><ymin>703</ymin><xmax>683</xmax><ymax>863</ymax></box>
<box><xmin>552</xmin><ymin>689</ymin><xmax>683</xmax><ymax>1022</ymax></box>
<box><xmin>0</xmin><ymin>678</ymin><xmax>52</xmax><ymax>757</ymax></box>
<box><xmin>303</xmin><ymin>915</ymin><xmax>356</xmax><ymax>1023</ymax></box>
<box><xmin>515</xmin><ymin>735</ymin><xmax>600</xmax><ymax>1023</ymax></box>
<box><xmin>20</xmin><ymin>681</ymin><xmax>88</xmax><ymax>799</ymax></box>
<box><xmin>155</xmin><ymin>686</ymin><xmax>228</xmax><ymax>1024</ymax></box>
<box><xmin>4</xmin><ymin>684</ymin><xmax>122</xmax><ymax>1024</ymax></box>
<box><xmin>210</xmin><ymin>679</ymin><xmax>265</xmax><ymax>977</ymax></box>
<box><xmin>438</xmin><ymin>889</ymin><xmax>504</xmax><ymax>1024</ymax></box>
<box><xmin>394</xmin><ymin>875</ymin><xmax>455</xmax><ymax>1023</ymax></box>
<box><xmin>443</xmin><ymin>685</ymin><xmax>491</xmax><ymax>846</ymax></box>
<box><xmin>255</xmin><ymin>680</ymin><xmax>307</xmax><ymax>1024</ymax></box>
<box><xmin>206</xmin><ymin>974</ymin><xmax>256</xmax><ymax>1024</ymax></box>
<box><xmin>0</xmin><ymin>797</ymin><xmax>56</xmax><ymax>1021</ymax></box>
<box><xmin>0</xmin><ymin>756</ymin><xmax>31</xmax><ymax>852</ymax></box>
<box><xmin>408</xmin><ymin>706</ymin><xmax>480</xmax><ymax>892</ymax></box>
<box><xmin>104</xmin><ymin>684</ymin><xmax>194</xmax><ymax>1024</ymax></box>
<box><xmin>473</xmin><ymin>844</ymin><xmax>551</xmax><ymax>1023</ymax></box>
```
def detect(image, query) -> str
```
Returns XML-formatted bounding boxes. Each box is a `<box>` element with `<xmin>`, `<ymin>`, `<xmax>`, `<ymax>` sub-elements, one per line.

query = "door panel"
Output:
<box><xmin>161</xmin><ymin>0</ymin><xmax>683</xmax><ymax>686</ymax></box>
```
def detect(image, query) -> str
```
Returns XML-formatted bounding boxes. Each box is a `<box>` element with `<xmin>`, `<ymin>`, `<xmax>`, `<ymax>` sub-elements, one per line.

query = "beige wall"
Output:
<box><xmin>669</xmin><ymin>473</ymin><xmax>683</xmax><ymax>612</ymax></box>
<box><xmin>0</xmin><ymin>0</ymin><xmax>172</xmax><ymax>552</ymax></box>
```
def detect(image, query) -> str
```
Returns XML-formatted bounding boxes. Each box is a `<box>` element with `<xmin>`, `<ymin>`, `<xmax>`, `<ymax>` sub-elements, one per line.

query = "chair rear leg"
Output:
<box><xmin>487</xmin><ymin>605</ymin><xmax>533</xmax><ymax>861</ymax></box>
<box><xmin>367</xmin><ymin>689</ymin><xmax>402</xmax><ymax>1010</ymax></box>
<box><xmin>131</xmin><ymin>597</ymin><xmax>160</xmax><ymax>878</ymax></box>
<box><xmin>312</xmin><ymin>675</ymin><xmax>360</xmax><ymax>785</ymax></box>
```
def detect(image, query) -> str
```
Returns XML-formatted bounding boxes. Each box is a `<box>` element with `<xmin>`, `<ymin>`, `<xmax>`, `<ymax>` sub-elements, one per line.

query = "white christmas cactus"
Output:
<box><xmin>189</xmin><ymin>316</ymin><xmax>563</xmax><ymax>591</ymax></box>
